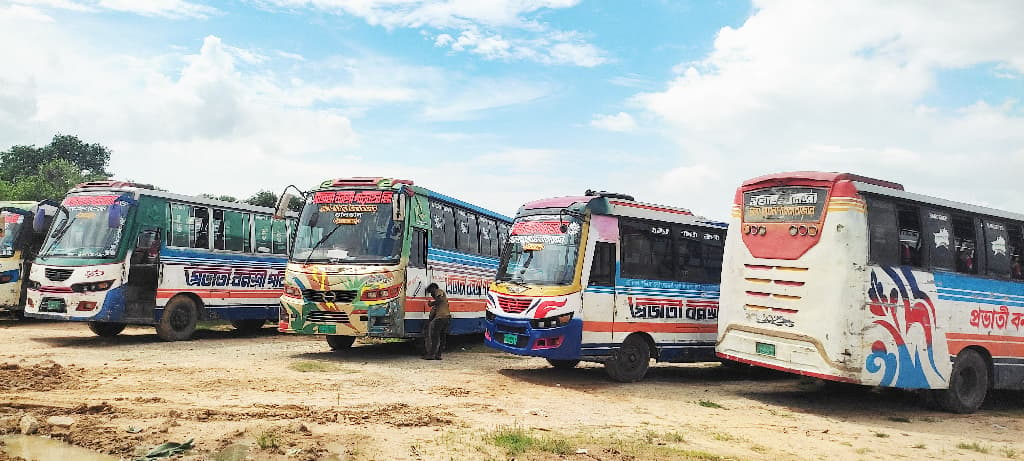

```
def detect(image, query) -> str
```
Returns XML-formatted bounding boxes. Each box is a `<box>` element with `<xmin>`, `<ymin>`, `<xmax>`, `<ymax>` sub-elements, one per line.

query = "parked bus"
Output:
<box><xmin>24</xmin><ymin>181</ymin><xmax>295</xmax><ymax>340</ymax></box>
<box><xmin>278</xmin><ymin>177</ymin><xmax>512</xmax><ymax>350</ymax></box>
<box><xmin>1</xmin><ymin>201</ymin><xmax>56</xmax><ymax>318</ymax></box>
<box><xmin>484</xmin><ymin>191</ymin><xmax>728</xmax><ymax>382</ymax></box>
<box><xmin>716</xmin><ymin>171</ymin><xmax>1024</xmax><ymax>413</ymax></box>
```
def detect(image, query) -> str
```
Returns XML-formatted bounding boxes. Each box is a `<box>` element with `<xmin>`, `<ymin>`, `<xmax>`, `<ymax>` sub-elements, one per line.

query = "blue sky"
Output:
<box><xmin>1</xmin><ymin>0</ymin><xmax>1022</xmax><ymax>219</ymax></box>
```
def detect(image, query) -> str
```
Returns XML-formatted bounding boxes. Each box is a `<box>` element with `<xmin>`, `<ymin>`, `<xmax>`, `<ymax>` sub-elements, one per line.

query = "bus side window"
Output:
<box><xmin>620</xmin><ymin>219</ymin><xmax>672</xmax><ymax>281</ymax></box>
<box><xmin>410</xmin><ymin>228</ymin><xmax>427</xmax><ymax>268</ymax></box>
<box><xmin>271</xmin><ymin>219</ymin><xmax>288</xmax><ymax>254</ymax></box>
<box><xmin>1009</xmin><ymin>225</ymin><xmax>1024</xmax><ymax>280</ymax></box>
<box><xmin>952</xmin><ymin>215</ymin><xmax>977</xmax><ymax>274</ymax></box>
<box><xmin>588</xmin><ymin>242</ymin><xmax>615</xmax><ymax>286</ymax></box>
<box><xmin>923</xmin><ymin>209</ymin><xmax>954</xmax><ymax>271</ymax></box>
<box><xmin>703</xmin><ymin>231</ymin><xmax>725</xmax><ymax>284</ymax></box>
<box><xmin>168</xmin><ymin>203</ymin><xmax>190</xmax><ymax>247</ymax></box>
<box><xmin>456</xmin><ymin>209</ymin><xmax>480</xmax><ymax>254</ymax></box>
<box><xmin>865</xmin><ymin>198</ymin><xmax>898</xmax><ymax>267</ymax></box>
<box><xmin>190</xmin><ymin>206</ymin><xmax>210</xmax><ymax>249</ymax></box>
<box><xmin>983</xmin><ymin>220</ymin><xmax>1011</xmax><ymax>278</ymax></box>
<box><xmin>896</xmin><ymin>206</ymin><xmax>922</xmax><ymax>267</ymax></box>
<box><xmin>478</xmin><ymin>217</ymin><xmax>496</xmax><ymax>257</ymax></box>
<box><xmin>497</xmin><ymin>223</ymin><xmax>510</xmax><ymax>257</ymax></box>
<box><xmin>253</xmin><ymin>214</ymin><xmax>273</xmax><ymax>253</ymax></box>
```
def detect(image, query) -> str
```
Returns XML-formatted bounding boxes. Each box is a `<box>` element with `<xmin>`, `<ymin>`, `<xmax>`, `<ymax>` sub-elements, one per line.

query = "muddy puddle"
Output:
<box><xmin>1</xmin><ymin>434</ymin><xmax>117</xmax><ymax>461</ymax></box>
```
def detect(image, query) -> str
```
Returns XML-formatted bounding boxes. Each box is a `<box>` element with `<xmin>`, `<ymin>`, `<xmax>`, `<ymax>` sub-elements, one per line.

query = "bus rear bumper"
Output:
<box><xmin>717</xmin><ymin>324</ymin><xmax>860</xmax><ymax>383</ymax></box>
<box><xmin>484</xmin><ymin>316</ymin><xmax>582</xmax><ymax>360</ymax></box>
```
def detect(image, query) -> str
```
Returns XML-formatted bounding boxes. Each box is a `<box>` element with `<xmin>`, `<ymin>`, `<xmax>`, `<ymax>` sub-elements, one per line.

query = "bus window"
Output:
<box><xmin>866</xmin><ymin>198</ymin><xmax>899</xmax><ymax>267</ymax></box>
<box><xmin>1009</xmin><ymin>225</ymin><xmax>1024</xmax><ymax>280</ymax></box>
<box><xmin>497</xmin><ymin>223</ymin><xmax>509</xmax><ymax>256</ymax></box>
<box><xmin>588</xmin><ymin>242</ymin><xmax>615</xmax><ymax>286</ymax></box>
<box><xmin>190</xmin><ymin>206</ymin><xmax>210</xmax><ymax>249</ymax></box>
<box><xmin>168</xmin><ymin>203</ymin><xmax>190</xmax><ymax>247</ymax></box>
<box><xmin>253</xmin><ymin>214</ymin><xmax>274</xmax><ymax>253</ymax></box>
<box><xmin>271</xmin><ymin>219</ymin><xmax>288</xmax><ymax>254</ymax></box>
<box><xmin>620</xmin><ymin>219</ymin><xmax>673</xmax><ymax>281</ymax></box>
<box><xmin>923</xmin><ymin>209</ymin><xmax>954</xmax><ymax>271</ymax></box>
<box><xmin>456</xmin><ymin>209</ymin><xmax>480</xmax><ymax>254</ymax></box>
<box><xmin>703</xmin><ymin>231</ymin><xmax>725</xmax><ymax>284</ymax></box>
<box><xmin>410</xmin><ymin>228</ymin><xmax>427</xmax><ymax>268</ymax></box>
<box><xmin>478</xmin><ymin>217</ymin><xmax>497</xmax><ymax>257</ymax></box>
<box><xmin>952</xmin><ymin>215</ymin><xmax>977</xmax><ymax>274</ymax></box>
<box><xmin>896</xmin><ymin>207</ymin><xmax>922</xmax><ymax>267</ymax></box>
<box><xmin>213</xmin><ymin>209</ymin><xmax>251</xmax><ymax>252</ymax></box>
<box><xmin>676</xmin><ymin>238</ymin><xmax>703</xmax><ymax>283</ymax></box>
<box><xmin>983</xmin><ymin>221</ymin><xmax>1011</xmax><ymax>278</ymax></box>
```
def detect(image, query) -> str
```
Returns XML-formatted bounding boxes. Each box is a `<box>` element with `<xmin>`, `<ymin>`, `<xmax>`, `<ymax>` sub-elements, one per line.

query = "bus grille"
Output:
<box><xmin>497</xmin><ymin>296</ymin><xmax>533</xmax><ymax>314</ymax></box>
<box><xmin>45</xmin><ymin>268</ymin><xmax>74</xmax><ymax>282</ymax></box>
<box><xmin>307</xmin><ymin>310</ymin><xmax>351</xmax><ymax>323</ymax></box>
<box><xmin>302</xmin><ymin>289</ymin><xmax>357</xmax><ymax>303</ymax></box>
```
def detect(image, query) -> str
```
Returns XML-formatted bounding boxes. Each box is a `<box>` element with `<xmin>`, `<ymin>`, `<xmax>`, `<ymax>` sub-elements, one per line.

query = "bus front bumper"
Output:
<box><xmin>277</xmin><ymin>297</ymin><xmax>369</xmax><ymax>336</ymax></box>
<box><xmin>24</xmin><ymin>286</ymin><xmax>127</xmax><ymax>322</ymax></box>
<box><xmin>484</xmin><ymin>315</ymin><xmax>582</xmax><ymax>360</ymax></box>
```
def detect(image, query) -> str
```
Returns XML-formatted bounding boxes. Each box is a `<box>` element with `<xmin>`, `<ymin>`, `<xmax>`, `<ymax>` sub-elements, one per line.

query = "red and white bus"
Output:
<box><xmin>716</xmin><ymin>171</ymin><xmax>1024</xmax><ymax>412</ymax></box>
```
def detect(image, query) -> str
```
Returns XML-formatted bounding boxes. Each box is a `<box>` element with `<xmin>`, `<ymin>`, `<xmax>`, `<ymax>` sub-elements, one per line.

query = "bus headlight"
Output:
<box><xmin>530</xmin><ymin>313</ymin><xmax>573</xmax><ymax>329</ymax></box>
<box><xmin>360</xmin><ymin>284</ymin><xmax>402</xmax><ymax>301</ymax></box>
<box><xmin>283</xmin><ymin>284</ymin><xmax>302</xmax><ymax>298</ymax></box>
<box><xmin>71</xmin><ymin>280</ymin><xmax>114</xmax><ymax>293</ymax></box>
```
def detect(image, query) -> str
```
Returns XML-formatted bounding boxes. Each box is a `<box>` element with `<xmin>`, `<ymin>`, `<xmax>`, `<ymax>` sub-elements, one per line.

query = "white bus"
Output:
<box><xmin>24</xmin><ymin>181</ymin><xmax>294</xmax><ymax>340</ymax></box>
<box><xmin>485</xmin><ymin>191</ymin><xmax>728</xmax><ymax>381</ymax></box>
<box><xmin>1</xmin><ymin>201</ymin><xmax>56</xmax><ymax>317</ymax></box>
<box><xmin>717</xmin><ymin>171</ymin><xmax>1024</xmax><ymax>413</ymax></box>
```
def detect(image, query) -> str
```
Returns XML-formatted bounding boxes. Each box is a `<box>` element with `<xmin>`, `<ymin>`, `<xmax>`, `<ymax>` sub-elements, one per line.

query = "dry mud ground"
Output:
<box><xmin>1</xmin><ymin>320</ymin><xmax>1023</xmax><ymax>461</ymax></box>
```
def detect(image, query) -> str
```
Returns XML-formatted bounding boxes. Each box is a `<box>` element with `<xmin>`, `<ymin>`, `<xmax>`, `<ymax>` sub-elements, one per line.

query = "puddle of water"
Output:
<box><xmin>1</xmin><ymin>434</ymin><xmax>118</xmax><ymax>461</ymax></box>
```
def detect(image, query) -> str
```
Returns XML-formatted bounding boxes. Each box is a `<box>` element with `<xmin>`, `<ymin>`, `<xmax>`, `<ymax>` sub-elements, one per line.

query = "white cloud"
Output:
<box><xmin>590</xmin><ymin>112</ymin><xmax>636</xmax><ymax>132</ymax></box>
<box><xmin>12</xmin><ymin>0</ymin><xmax>217</xmax><ymax>18</ymax></box>
<box><xmin>256</xmin><ymin>0</ymin><xmax>607</xmax><ymax>66</ymax></box>
<box><xmin>421</xmin><ymin>78</ymin><xmax>553</xmax><ymax>121</ymax></box>
<box><xmin>633</xmin><ymin>0</ymin><xmax>1024</xmax><ymax>217</ymax></box>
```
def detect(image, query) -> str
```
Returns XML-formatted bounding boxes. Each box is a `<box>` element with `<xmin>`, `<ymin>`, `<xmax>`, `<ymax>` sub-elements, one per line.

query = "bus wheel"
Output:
<box><xmin>935</xmin><ymin>349</ymin><xmax>989</xmax><ymax>414</ymax></box>
<box><xmin>156</xmin><ymin>297</ymin><xmax>197</xmax><ymax>342</ymax></box>
<box><xmin>326</xmin><ymin>335</ymin><xmax>356</xmax><ymax>350</ymax></box>
<box><xmin>546</xmin><ymin>359</ymin><xmax>580</xmax><ymax>369</ymax></box>
<box><xmin>230</xmin><ymin>319</ymin><xmax>266</xmax><ymax>333</ymax></box>
<box><xmin>605</xmin><ymin>335</ymin><xmax>651</xmax><ymax>382</ymax></box>
<box><xmin>88</xmin><ymin>322</ymin><xmax>126</xmax><ymax>337</ymax></box>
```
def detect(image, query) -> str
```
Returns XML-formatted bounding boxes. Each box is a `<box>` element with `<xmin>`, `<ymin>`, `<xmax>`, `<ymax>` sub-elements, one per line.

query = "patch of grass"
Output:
<box><xmin>872</xmin><ymin>432</ymin><xmax>890</xmax><ymax>438</ymax></box>
<box><xmin>255</xmin><ymin>428</ymin><xmax>281</xmax><ymax>450</ymax></box>
<box><xmin>697</xmin><ymin>400</ymin><xmax>725</xmax><ymax>409</ymax></box>
<box><xmin>767</xmin><ymin>408</ymin><xmax>796</xmax><ymax>419</ymax></box>
<box><xmin>958</xmin><ymin>442</ymin><xmax>989</xmax><ymax>454</ymax></box>
<box><xmin>288</xmin><ymin>361</ymin><xmax>340</xmax><ymax>373</ymax></box>
<box><xmin>535</xmin><ymin>437</ymin><xmax>574</xmax><ymax>455</ymax></box>
<box><xmin>840</xmin><ymin>442</ymin><xmax>853</xmax><ymax>447</ymax></box>
<box><xmin>196</xmin><ymin>320</ymin><xmax>231</xmax><ymax>331</ymax></box>
<box><xmin>887</xmin><ymin>416</ymin><xmax>911</xmax><ymax>423</ymax></box>
<box><xmin>489</xmin><ymin>425</ymin><xmax>534</xmax><ymax>456</ymax></box>
<box><xmin>712</xmin><ymin>432</ymin><xmax>738</xmax><ymax>442</ymax></box>
<box><xmin>912</xmin><ymin>444</ymin><xmax>926</xmax><ymax>449</ymax></box>
<box><xmin>1002</xmin><ymin>446</ymin><xmax>1018</xmax><ymax>459</ymax></box>
<box><xmin>665</xmin><ymin>432</ymin><xmax>686</xmax><ymax>443</ymax></box>
<box><xmin>855</xmin><ymin>447</ymin><xmax>871</xmax><ymax>454</ymax></box>
<box><xmin>750</xmin><ymin>444</ymin><xmax>768</xmax><ymax>454</ymax></box>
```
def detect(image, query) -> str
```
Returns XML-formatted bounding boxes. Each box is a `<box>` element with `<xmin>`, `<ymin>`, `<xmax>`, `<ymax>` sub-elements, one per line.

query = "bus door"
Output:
<box><xmin>125</xmin><ymin>228</ymin><xmax>162</xmax><ymax>322</ymax></box>
<box><xmin>582</xmin><ymin>241</ymin><xmax>616</xmax><ymax>345</ymax></box>
<box><xmin>406</xmin><ymin>226</ymin><xmax>429</xmax><ymax>334</ymax></box>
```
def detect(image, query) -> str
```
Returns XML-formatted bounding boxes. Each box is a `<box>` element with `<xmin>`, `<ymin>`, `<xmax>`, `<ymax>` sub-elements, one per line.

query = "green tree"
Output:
<box><xmin>244</xmin><ymin>190</ymin><xmax>304</xmax><ymax>212</ymax></box>
<box><xmin>0</xmin><ymin>134</ymin><xmax>112</xmax><ymax>201</ymax></box>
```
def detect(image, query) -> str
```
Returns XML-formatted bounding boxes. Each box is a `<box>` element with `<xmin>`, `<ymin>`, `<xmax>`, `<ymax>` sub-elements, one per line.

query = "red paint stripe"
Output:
<box><xmin>774</xmin><ymin>280</ymin><xmax>805</xmax><ymax>287</ymax></box>
<box><xmin>746</xmin><ymin>291</ymin><xmax>770</xmax><ymax>297</ymax></box>
<box><xmin>608</xmin><ymin>200</ymin><xmax>693</xmax><ymax>216</ymax></box>
<box><xmin>582</xmin><ymin>321</ymin><xmax>715</xmax><ymax>334</ymax></box>
<box><xmin>946</xmin><ymin>333</ymin><xmax>1024</xmax><ymax>356</ymax></box>
<box><xmin>404</xmin><ymin>298</ymin><xmax>486</xmax><ymax>313</ymax></box>
<box><xmin>156</xmin><ymin>289</ymin><xmax>281</xmax><ymax>299</ymax></box>
<box><xmin>716</xmin><ymin>353</ymin><xmax>859</xmax><ymax>383</ymax></box>
<box><xmin>745</xmin><ymin>264</ymin><xmax>773</xmax><ymax>270</ymax></box>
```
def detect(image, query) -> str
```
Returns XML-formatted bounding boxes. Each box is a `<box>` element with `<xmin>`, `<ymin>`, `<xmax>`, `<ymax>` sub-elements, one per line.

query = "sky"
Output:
<box><xmin>1</xmin><ymin>0</ymin><xmax>1022</xmax><ymax>220</ymax></box>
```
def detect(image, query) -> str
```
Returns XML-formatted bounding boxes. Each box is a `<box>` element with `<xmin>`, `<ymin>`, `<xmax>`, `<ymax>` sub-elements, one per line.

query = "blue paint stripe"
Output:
<box><xmin>427</xmin><ymin>250</ymin><xmax>499</xmax><ymax>269</ymax></box>
<box><xmin>937</xmin><ymin>287</ymin><xmax>1024</xmax><ymax>303</ymax></box>
<box><xmin>937</xmin><ymin>294</ymin><xmax>1024</xmax><ymax>308</ymax></box>
<box><xmin>583</xmin><ymin>286</ymin><xmax>719</xmax><ymax>299</ymax></box>
<box><xmin>161</xmin><ymin>247</ymin><xmax>288</xmax><ymax>264</ymax></box>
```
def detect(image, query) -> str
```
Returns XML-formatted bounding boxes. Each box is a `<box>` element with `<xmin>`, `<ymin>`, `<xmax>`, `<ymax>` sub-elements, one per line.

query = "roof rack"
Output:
<box><xmin>585</xmin><ymin>189</ymin><xmax>634</xmax><ymax>201</ymax></box>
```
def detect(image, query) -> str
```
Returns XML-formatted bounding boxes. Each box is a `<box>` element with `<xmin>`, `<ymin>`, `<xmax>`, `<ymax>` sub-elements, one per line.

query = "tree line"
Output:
<box><xmin>1</xmin><ymin>134</ymin><xmax>302</xmax><ymax>211</ymax></box>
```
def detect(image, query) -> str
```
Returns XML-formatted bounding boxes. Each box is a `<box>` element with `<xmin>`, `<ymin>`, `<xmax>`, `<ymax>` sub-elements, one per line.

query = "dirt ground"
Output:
<box><xmin>1</xmin><ymin>320</ymin><xmax>1023</xmax><ymax>461</ymax></box>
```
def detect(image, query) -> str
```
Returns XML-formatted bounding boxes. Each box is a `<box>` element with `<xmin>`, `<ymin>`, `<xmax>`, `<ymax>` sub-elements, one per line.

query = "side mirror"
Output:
<box><xmin>33</xmin><ymin>211</ymin><xmax>47</xmax><ymax>233</ymax></box>
<box><xmin>108</xmin><ymin>204</ymin><xmax>123</xmax><ymax>228</ymax></box>
<box><xmin>274</xmin><ymin>193</ymin><xmax>296</xmax><ymax>220</ymax></box>
<box><xmin>392</xmin><ymin>193</ymin><xmax>406</xmax><ymax>222</ymax></box>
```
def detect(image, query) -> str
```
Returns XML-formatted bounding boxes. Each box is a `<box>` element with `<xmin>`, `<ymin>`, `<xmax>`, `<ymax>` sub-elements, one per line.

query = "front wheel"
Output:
<box><xmin>326</xmin><ymin>335</ymin><xmax>356</xmax><ymax>351</ymax></box>
<box><xmin>88</xmin><ymin>322</ymin><xmax>126</xmax><ymax>337</ymax></box>
<box><xmin>156</xmin><ymin>297</ymin><xmax>197</xmax><ymax>342</ymax></box>
<box><xmin>230</xmin><ymin>319</ymin><xmax>266</xmax><ymax>334</ymax></box>
<box><xmin>605</xmin><ymin>335</ymin><xmax>651</xmax><ymax>382</ymax></box>
<box><xmin>935</xmin><ymin>348</ymin><xmax>989</xmax><ymax>413</ymax></box>
<box><xmin>546</xmin><ymin>359</ymin><xmax>580</xmax><ymax>369</ymax></box>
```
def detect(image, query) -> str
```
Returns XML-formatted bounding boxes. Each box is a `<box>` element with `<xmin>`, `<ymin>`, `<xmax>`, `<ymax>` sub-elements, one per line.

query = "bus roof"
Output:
<box><xmin>743</xmin><ymin>171</ymin><xmax>904</xmax><ymax>191</ymax></box>
<box><xmin>519</xmin><ymin>195</ymin><xmax>724</xmax><ymax>229</ymax></box>
<box><xmin>521</xmin><ymin>196</ymin><xmax>597</xmax><ymax>210</ymax></box>
<box><xmin>855</xmin><ymin>181</ymin><xmax>1024</xmax><ymax>223</ymax></box>
<box><xmin>67</xmin><ymin>182</ymin><xmax>297</xmax><ymax>216</ymax></box>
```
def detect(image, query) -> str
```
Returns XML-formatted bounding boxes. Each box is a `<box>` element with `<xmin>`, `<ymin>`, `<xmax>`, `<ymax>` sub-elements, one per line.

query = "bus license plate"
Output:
<box><xmin>45</xmin><ymin>300</ymin><xmax>62</xmax><ymax>312</ymax></box>
<box><xmin>502</xmin><ymin>334</ymin><xmax>518</xmax><ymax>346</ymax></box>
<box><xmin>755</xmin><ymin>342</ymin><xmax>775</xmax><ymax>357</ymax></box>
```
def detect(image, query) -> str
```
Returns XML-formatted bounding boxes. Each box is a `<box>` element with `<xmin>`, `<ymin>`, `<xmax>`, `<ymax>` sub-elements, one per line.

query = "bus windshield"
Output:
<box><xmin>291</xmin><ymin>190</ymin><xmax>404</xmax><ymax>264</ymax></box>
<box><xmin>496</xmin><ymin>214</ymin><xmax>582</xmax><ymax>286</ymax></box>
<box><xmin>39</xmin><ymin>196</ymin><xmax>130</xmax><ymax>259</ymax></box>
<box><xmin>0</xmin><ymin>211</ymin><xmax>26</xmax><ymax>258</ymax></box>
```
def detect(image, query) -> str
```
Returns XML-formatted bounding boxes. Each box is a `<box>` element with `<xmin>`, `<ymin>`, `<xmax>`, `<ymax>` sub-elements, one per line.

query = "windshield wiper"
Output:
<box><xmin>40</xmin><ymin>215</ymin><xmax>77</xmax><ymax>257</ymax></box>
<box><xmin>303</xmin><ymin>223</ymin><xmax>344</xmax><ymax>265</ymax></box>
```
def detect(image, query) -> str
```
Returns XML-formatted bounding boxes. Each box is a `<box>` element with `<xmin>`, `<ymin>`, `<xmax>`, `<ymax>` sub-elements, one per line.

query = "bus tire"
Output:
<box><xmin>156</xmin><ymin>297</ymin><xmax>197</xmax><ymax>342</ymax></box>
<box><xmin>605</xmin><ymin>335</ymin><xmax>651</xmax><ymax>382</ymax></box>
<box><xmin>88</xmin><ymin>322</ymin><xmax>126</xmax><ymax>337</ymax></box>
<box><xmin>935</xmin><ymin>348</ymin><xmax>989</xmax><ymax>414</ymax></box>
<box><xmin>230</xmin><ymin>319</ymin><xmax>266</xmax><ymax>333</ymax></box>
<box><xmin>326</xmin><ymin>335</ymin><xmax>356</xmax><ymax>350</ymax></box>
<box><xmin>546</xmin><ymin>359</ymin><xmax>580</xmax><ymax>369</ymax></box>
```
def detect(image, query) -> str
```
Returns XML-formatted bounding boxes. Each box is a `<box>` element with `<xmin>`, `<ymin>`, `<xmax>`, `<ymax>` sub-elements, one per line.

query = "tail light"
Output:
<box><xmin>76</xmin><ymin>301</ymin><xmax>97</xmax><ymax>311</ymax></box>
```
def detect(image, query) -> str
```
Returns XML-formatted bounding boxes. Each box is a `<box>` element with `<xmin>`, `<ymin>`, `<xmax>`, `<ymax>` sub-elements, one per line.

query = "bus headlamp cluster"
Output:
<box><xmin>742</xmin><ymin>224</ymin><xmax>767</xmax><ymax>236</ymax></box>
<box><xmin>361</xmin><ymin>284</ymin><xmax>401</xmax><ymax>301</ymax></box>
<box><xmin>71</xmin><ymin>280</ymin><xmax>114</xmax><ymax>293</ymax></box>
<box><xmin>282</xmin><ymin>284</ymin><xmax>302</xmax><ymax>298</ymax></box>
<box><xmin>788</xmin><ymin>225</ymin><xmax>818</xmax><ymax>237</ymax></box>
<box><xmin>530</xmin><ymin>313</ymin><xmax>573</xmax><ymax>329</ymax></box>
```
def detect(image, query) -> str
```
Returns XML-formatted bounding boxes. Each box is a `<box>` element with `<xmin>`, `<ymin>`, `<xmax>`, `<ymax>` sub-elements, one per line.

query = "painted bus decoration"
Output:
<box><xmin>278</xmin><ymin>177</ymin><xmax>512</xmax><ymax>350</ymax></box>
<box><xmin>24</xmin><ymin>181</ymin><xmax>295</xmax><ymax>341</ymax></box>
<box><xmin>1</xmin><ymin>201</ymin><xmax>57</xmax><ymax>318</ymax></box>
<box><xmin>716</xmin><ymin>171</ymin><xmax>1024</xmax><ymax>413</ymax></box>
<box><xmin>484</xmin><ymin>191</ymin><xmax>728</xmax><ymax>382</ymax></box>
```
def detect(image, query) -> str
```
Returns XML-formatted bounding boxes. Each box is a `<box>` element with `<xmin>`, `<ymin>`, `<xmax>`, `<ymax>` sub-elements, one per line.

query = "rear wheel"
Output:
<box><xmin>326</xmin><ymin>335</ymin><xmax>356</xmax><ymax>351</ymax></box>
<box><xmin>935</xmin><ymin>349</ymin><xmax>989</xmax><ymax>413</ymax></box>
<box><xmin>230</xmin><ymin>319</ymin><xmax>266</xmax><ymax>334</ymax></box>
<box><xmin>88</xmin><ymin>322</ymin><xmax>126</xmax><ymax>337</ymax></box>
<box><xmin>546</xmin><ymin>359</ymin><xmax>580</xmax><ymax>369</ymax></box>
<box><xmin>605</xmin><ymin>335</ymin><xmax>651</xmax><ymax>382</ymax></box>
<box><xmin>156</xmin><ymin>297</ymin><xmax>197</xmax><ymax>342</ymax></box>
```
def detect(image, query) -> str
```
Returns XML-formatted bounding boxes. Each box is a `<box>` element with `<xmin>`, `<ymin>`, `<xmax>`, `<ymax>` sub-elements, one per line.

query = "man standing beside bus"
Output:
<box><xmin>423</xmin><ymin>283</ymin><xmax>450</xmax><ymax>360</ymax></box>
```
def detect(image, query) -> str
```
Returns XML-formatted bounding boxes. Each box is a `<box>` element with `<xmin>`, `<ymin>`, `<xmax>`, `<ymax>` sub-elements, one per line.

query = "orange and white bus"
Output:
<box><xmin>717</xmin><ymin>171</ymin><xmax>1024</xmax><ymax>412</ymax></box>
